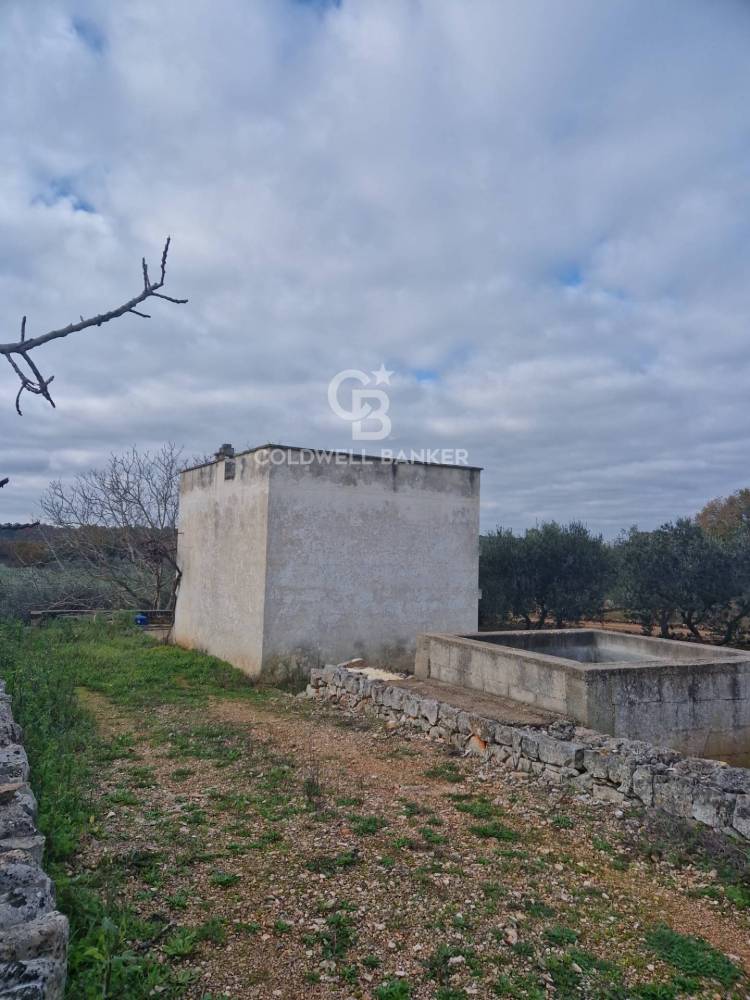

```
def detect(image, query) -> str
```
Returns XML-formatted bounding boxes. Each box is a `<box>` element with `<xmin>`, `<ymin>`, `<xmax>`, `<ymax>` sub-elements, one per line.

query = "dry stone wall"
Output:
<box><xmin>307</xmin><ymin>664</ymin><xmax>750</xmax><ymax>843</ymax></box>
<box><xmin>0</xmin><ymin>680</ymin><xmax>68</xmax><ymax>999</ymax></box>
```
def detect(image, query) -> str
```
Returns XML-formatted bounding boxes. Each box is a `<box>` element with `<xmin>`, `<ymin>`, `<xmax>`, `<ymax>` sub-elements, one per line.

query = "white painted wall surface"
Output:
<box><xmin>262</xmin><ymin>456</ymin><xmax>480</xmax><ymax>672</ymax></box>
<box><xmin>173</xmin><ymin>446</ymin><xmax>480</xmax><ymax>678</ymax></box>
<box><xmin>172</xmin><ymin>456</ymin><xmax>270</xmax><ymax>674</ymax></box>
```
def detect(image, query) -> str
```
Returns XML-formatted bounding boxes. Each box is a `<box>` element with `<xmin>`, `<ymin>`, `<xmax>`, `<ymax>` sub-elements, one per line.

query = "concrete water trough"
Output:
<box><xmin>415</xmin><ymin>628</ymin><xmax>750</xmax><ymax>765</ymax></box>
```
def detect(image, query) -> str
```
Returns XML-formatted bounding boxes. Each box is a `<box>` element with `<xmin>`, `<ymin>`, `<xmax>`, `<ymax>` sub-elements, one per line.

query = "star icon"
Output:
<box><xmin>371</xmin><ymin>363</ymin><xmax>394</xmax><ymax>385</ymax></box>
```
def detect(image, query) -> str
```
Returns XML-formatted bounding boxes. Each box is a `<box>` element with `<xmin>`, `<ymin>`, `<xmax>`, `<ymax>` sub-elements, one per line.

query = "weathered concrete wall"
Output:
<box><xmin>417</xmin><ymin>629</ymin><xmax>750</xmax><ymax>765</ymax></box>
<box><xmin>0</xmin><ymin>680</ymin><xmax>68</xmax><ymax>998</ymax></box>
<box><xmin>173</xmin><ymin>456</ymin><xmax>270</xmax><ymax>675</ymax></box>
<box><xmin>587</xmin><ymin>661</ymin><xmax>750</xmax><ymax>765</ymax></box>
<box><xmin>308</xmin><ymin>664</ymin><xmax>750</xmax><ymax>842</ymax></box>
<box><xmin>262</xmin><ymin>454</ymin><xmax>480</xmax><ymax>673</ymax></box>
<box><xmin>174</xmin><ymin>446</ymin><xmax>480</xmax><ymax>678</ymax></box>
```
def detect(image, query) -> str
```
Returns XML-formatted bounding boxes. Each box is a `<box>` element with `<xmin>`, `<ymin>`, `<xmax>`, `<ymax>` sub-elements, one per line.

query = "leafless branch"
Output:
<box><xmin>39</xmin><ymin>443</ymin><xmax>187</xmax><ymax>611</ymax></box>
<box><xmin>1</xmin><ymin>236</ymin><xmax>187</xmax><ymax>416</ymax></box>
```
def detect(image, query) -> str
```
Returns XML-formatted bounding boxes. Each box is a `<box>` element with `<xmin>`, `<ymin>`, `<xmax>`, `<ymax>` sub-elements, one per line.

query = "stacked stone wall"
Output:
<box><xmin>307</xmin><ymin>665</ymin><xmax>750</xmax><ymax>842</ymax></box>
<box><xmin>0</xmin><ymin>680</ymin><xmax>68</xmax><ymax>998</ymax></box>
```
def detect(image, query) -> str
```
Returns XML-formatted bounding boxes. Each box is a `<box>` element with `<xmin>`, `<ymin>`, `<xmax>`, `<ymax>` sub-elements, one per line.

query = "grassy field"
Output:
<box><xmin>1</xmin><ymin>620</ymin><xmax>749</xmax><ymax>999</ymax></box>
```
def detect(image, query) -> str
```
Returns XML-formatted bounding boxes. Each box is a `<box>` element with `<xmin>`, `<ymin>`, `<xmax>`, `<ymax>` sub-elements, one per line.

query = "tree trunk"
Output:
<box><xmin>659</xmin><ymin>609</ymin><xmax>671</xmax><ymax>639</ymax></box>
<box><xmin>683</xmin><ymin>610</ymin><xmax>703</xmax><ymax>641</ymax></box>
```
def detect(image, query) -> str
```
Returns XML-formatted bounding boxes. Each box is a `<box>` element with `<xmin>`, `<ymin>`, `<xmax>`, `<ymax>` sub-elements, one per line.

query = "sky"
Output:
<box><xmin>1</xmin><ymin>0</ymin><xmax>749</xmax><ymax>534</ymax></box>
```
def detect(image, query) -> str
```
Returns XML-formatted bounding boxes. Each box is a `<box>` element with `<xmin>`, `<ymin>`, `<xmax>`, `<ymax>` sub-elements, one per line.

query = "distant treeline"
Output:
<box><xmin>479</xmin><ymin>488</ymin><xmax>750</xmax><ymax>646</ymax></box>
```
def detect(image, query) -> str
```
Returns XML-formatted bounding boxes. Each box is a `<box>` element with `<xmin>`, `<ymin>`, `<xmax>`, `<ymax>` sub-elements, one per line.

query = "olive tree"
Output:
<box><xmin>479</xmin><ymin>521</ymin><xmax>613</xmax><ymax>629</ymax></box>
<box><xmin>617</xmin><ymin>519</ymin><xmax>736</xmax><ymax>639</ymax></box>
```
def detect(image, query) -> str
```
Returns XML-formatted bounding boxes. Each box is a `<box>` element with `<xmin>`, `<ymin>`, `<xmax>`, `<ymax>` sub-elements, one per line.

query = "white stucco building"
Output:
<box><xmin>173</xmin><ymin>444</ymin><xmax>481</xmax><ymax>679</ymax></box>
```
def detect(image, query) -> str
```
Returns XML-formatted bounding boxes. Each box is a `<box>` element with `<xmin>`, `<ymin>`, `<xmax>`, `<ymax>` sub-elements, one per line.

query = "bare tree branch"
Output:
<box><xmin>1</xmin><ymin>236</ymin><xmax>187</xmax><ymax>416</ymax></box>
<box><xmin>39</xmin><ymin>443</ymin><xmax>189</xmax><ymax>611</ymax></box>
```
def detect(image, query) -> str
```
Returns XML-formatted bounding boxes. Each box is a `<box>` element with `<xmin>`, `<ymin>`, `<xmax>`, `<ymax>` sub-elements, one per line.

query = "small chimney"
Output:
<box><xmin>215</xmin><ymin>443</ymin><xmax>235</xmax><ymax>460</ymax></box>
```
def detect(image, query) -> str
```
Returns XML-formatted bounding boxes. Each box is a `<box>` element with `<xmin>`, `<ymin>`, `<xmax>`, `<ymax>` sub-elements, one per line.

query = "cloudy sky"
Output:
<box><xmin>1</xmin><ymin>0</ymin><xmax>749</xmax><ymax>533</ymax></box>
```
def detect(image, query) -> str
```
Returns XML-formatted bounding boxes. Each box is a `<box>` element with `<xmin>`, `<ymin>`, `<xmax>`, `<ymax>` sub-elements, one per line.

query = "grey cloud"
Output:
<box><xmin>1</xmin><ymin>0</ymin><xmax>749</xmax><ymax>532</ymax></box>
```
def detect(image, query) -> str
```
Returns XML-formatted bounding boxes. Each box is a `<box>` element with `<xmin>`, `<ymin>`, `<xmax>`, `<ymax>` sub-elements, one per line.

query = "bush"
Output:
<box><xmin>616</xmin><ymin>520</ymin><xmax>750</xmax><ymax>643</ymax></box>
<box><xmin>479</xmin><ymin>521</ymin><xmax>613</xmax><ymax>628</ymax></box>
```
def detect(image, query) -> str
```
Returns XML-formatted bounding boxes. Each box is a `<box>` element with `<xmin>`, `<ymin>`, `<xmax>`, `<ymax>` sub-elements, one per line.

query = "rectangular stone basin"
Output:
<box><xmin>415</xmin><ymin>628</ymin><xmax>750</xmax><ymax>765</ymax></box>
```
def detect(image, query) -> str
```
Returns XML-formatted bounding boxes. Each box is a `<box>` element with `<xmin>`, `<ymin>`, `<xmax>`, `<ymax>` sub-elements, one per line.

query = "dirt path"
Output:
<box><xmin>75</xmin><ymin>686</ymin><xmax>750</xmax><ymax>999</ymax></box>
<box><xmin>208</xmin><ymin>696</ymin><xmax>750</xmax><ymax>970</ymax></box>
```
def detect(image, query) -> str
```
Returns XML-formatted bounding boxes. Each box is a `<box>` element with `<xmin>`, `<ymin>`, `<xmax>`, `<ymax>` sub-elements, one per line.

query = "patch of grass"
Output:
<box><xmin>162</xmin><ymin>927</ymin><xmax>199</xmax><ymax>958</ymax></box>
<box><xmin>1</xmin><ymin>622</ymin><xmax>202</xmax><ymax>997</ymax></box>
<box><xmin>724</xmin><ymin>882</ymin><xmax>750</xmax><ymax>908</ymax></box>
<box><xmin>302</xmin><ymin>767</ymin><xmax>324</xmax><ymax>808</ymax></box>
<box><xmin>350</xmin><ymin>814</ymin><xmax>388</xmax><ymax>835</ymax></box>
<box><xmin>424</xmin><ymin>944</ymin><xmax>482</xmax><ymax>983</ymax></box>
<box><xmin>165</xmin><ymin>724</ymin><xmax>245</xmax><ymax>767</ymax></box>
<box><xmin>592</xmin><ymin>835</ymin><xmax>615</xmax><ymax>854</ymax></box>
<box><xmin>248</xmin><ymin>828</ymin><xmax>283</xmax><ymax>850</ymax></box>
<box><xmin>107</xmin><ymin>787</ymin><xmax>141</xmax><ymax>806</ymax></box>
<box><xmin>52</xmin><ymin>619</ymin><xmax>259</xmax><ymax>709</ymax></box>
<box><xmin>196</xmin><ymin>917</ymin><xmax>226</xmax><ymax>945</ymax></box>
<box><xmin>235</xmin><ymin>921</ymin><xmax>261</xmax><ymax>935</ymax></box>
<box><xmin>375</xmin><ymin>980</ymin><xmax>412</xmax><ymax>1000</ymax></box>
<box><xmin>317</xmin><ymin>909</ymin><xmax>356</xmax><ymax>959</ymax></box>
<box><xmin>58</xmin><ymin>875</ymin><xmax>194</xmax><ymax>996</ymax></box>
<box><xmin>392</xmin><ymin>835</ymin><xmax>418</xmax><ymax>850</ymax></box>
<box><xmin>480</xmin><ymin>881</ymin><xmax>508</xmax><ymax>911</ymax></box>
<box><xmin>424</xmin><ymin>761</ymin><xmax>464</xmax><ymax>783</ymax></box>
<box><xmin>0</xmin><ymin>622</ymin><xmax>96</xmax><ymax>861</ymax></box>
<box><xmin>401</xmin><ymin>799</ymin><xmax>431</xmax><ymax>817</ymax></box>
<box><xmin>544</xmin><ymin>925</ymin><xmax>578</xmax><ymax>947</ymax></box>
<box><xmin>340</xmin><ymin>963</ymin><xmax>359</xmax><ymax>984</ymax></box>
<box><xmin>566</xmin><ymin>948</ymin><xmax>617</xmax><ymax>975</ymax></box>
<box><xmin>165</xmin><ymin>890</ymin><xmax>189</xmax><ymax>911</ymax></box>
<box><xmin>336</xmin><ymin>794</ymin><xmax>364</xmax><ymax>807</ymax></box>
<box><xmin>450</xmin><ymin>794</ymin><xmax>501</xmax><ymax>820</ymax></box>
<box><xmin>644</xmin><ymin>925</ymin><xmax>741</xmax><ymax>986</ymax></box>
<box><xmin>469</xmin><ymin>821</ymin><xmax>518</xmax><ymax>842</ymax></box>
<box><xmin>492</xmin><ymin>973</ymin><xmax>546</xmax><ymax>999</ymax></box>
<box><xmin>551</xmin><ymin>813</ymin><xmax>574</xmax><ymax>829</ymax></box>
<box><xmin>420</xmin><ymin>825</ymin><xmax>447</xmax><ymax>846</ymax></box>
<box><xmin>544</xmin><ymin>955</ymin><xmax>581</xmax><ymax>999</ymax></box>
<box><xmin>523</xmin><ymin>898</ymin><xmax>555</xmax><ymax>919</ymax></box>
<box><xmin>127</xmin><ymin>765</ymin><xmax>157</xmax><ymax>788</ymax></box>
<box><xmin>170</xmin><ymin>767</ymin><xmax>194</xmax><ymax>781</ymax></box>
<box><xmin>209</xmin><ymin>870</ymin><xmax>240</xmax><ymax>888</ymax></box>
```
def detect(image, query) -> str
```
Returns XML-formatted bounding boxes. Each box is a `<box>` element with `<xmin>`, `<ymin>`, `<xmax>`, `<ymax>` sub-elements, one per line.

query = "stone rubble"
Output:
<box><xmin>306</xmin><ymin>663</ymin><xmax>750</xmax><ymax>842</ymax></box>
<box><xmin>0</xmin><ymin>680</ymin><xmax>68</xmax><ymax>999</ymax></box>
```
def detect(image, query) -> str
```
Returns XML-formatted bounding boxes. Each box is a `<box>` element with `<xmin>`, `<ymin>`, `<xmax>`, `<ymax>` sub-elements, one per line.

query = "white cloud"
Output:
<box><xmin>1</xmin><ymin>0</ymin><xmax>750</xmax><ymax>534</ymax></box>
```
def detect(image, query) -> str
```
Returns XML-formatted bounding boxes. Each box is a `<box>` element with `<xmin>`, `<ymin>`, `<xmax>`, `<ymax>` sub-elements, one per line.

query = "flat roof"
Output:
<box><xmin>181</xmin><ymin>443</ymin><xmax>482</xmax><ymax>475</ymax></box>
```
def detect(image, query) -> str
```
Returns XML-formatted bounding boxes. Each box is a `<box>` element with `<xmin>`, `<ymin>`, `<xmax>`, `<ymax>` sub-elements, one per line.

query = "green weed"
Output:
<box><xmin>424</xmin><ymin>761</ymin><xmax>464</xmax><ymax>783</ymax></box>
<box><xmin>350</xmin><ymin>814</ymin><xmax>388</xmax><ymax>835</ymax></box>
<box><xmin>644</xmin><ymin>925</ymin><xmax>740</xmax><ymax>986</ymax></box>
<box><xmin>375</xmin><ymin>980</ymin><xmax>412</xmax><ymax>1000</ymax></box>
<box><xmin>209</xmin><ymin>870</ymin><xmax>240</xmax><ymax>888</ymax></box>
<box><xmin>469</xmin><ymin>821</ymin><xmax>518</xmax><ymax>842</ymax></box>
